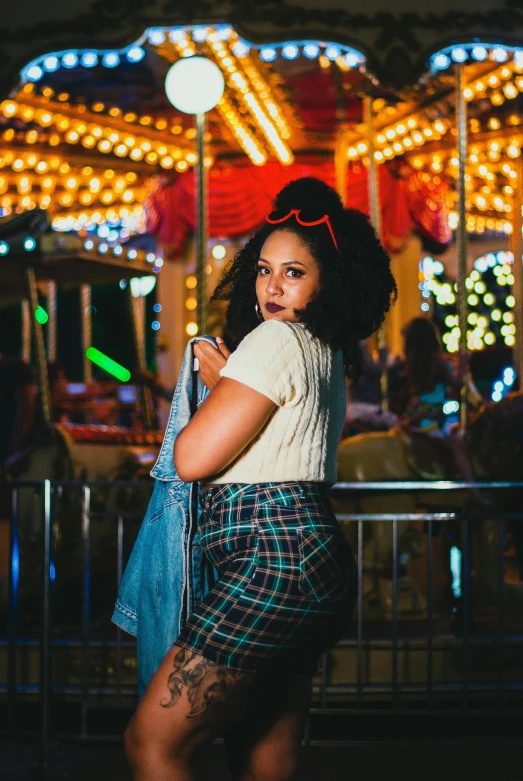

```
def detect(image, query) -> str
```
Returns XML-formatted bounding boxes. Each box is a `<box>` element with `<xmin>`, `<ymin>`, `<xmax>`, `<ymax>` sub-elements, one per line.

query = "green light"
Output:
<box><xmin>35</xmin><ymin>306</ymin><xmax>48</xmax><ymax>324</ymax></box>
<box><xmin>86</xmin><ymin>347</ymin><xmax>130</xmax><ymax>381</ymax></box>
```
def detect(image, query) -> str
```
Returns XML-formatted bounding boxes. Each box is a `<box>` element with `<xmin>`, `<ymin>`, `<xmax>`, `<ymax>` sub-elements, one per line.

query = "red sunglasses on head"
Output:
<box><xmin>265</xmin><ymin>209</ymin><xmax>339</xmax><ymax>251</ymax></box>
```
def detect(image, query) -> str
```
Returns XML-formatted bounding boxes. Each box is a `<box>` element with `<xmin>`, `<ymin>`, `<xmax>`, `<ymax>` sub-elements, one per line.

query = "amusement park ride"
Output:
<box><xmin>0</xmin><ymin>208</ymin><xmax>163</xmax><ymax>486</ymax></box>
<box><xmin>2</xmin><ymin>15</ymin><xmax>523</xmax><ymax>619</ymax></box>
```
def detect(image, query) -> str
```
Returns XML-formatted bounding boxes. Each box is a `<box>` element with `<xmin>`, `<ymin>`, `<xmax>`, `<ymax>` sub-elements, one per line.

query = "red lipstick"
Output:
<box><xmin>265</xmin><ymin>302</ymin><xmax>285</xmax><ymax>313</ymax></box>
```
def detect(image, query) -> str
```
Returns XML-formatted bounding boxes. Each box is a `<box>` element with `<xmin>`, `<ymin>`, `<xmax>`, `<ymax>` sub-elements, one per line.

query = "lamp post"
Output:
<box><xmin>165</xmin><ymin>56</ymin><xmax>225</xmax><ymax>335</ymax></box>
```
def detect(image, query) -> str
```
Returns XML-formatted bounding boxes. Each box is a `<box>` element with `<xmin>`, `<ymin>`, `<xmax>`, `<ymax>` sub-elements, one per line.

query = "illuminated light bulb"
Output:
<box><xmin>97</xmin><ymin>139</ymin><xmax>111</xmax><ymax>152</ymax></box>
<box><xmin>451</xmin><ymin>47</ymin><xmax>467</xmax><ymax>63</ymax></box>
<box><xmin>62</xmin><ymin>52</ymin><xmax>79</xmax><ymax>68</ymax></box>
<box><xmin>471</xmin><ymin>45</ymin><xmax>488</xmax><ymax>61</ymax></box>
<box><xmin>279</xmin><ymin>44</ymin><xmax>299</xmax><ymax>60</ymax></box>
<box><xmin>186</xmin><ymin>322</ymin><xmax>198</xmax><ymax>336</ymax></box>
<box><xmin>86</xmin><ymin>347</ymin><xmax>130</xmax><ymax>382</ymax></box>
<box><xmin>26</xmin><ymin>65</ymin><xmax>44</xmax><ymax>81</ymax></box>
<box><xmin>303</xmin><ymin>44</ymin><xmax>320</xmax><ymax>59</ymax></box>
<box><xmin>102</xmin><ymin>52</ymin><xmax>120</xmax><ymax>68</ymax></box>
<box><xmin>492</xmin><ymin>47</ymin><xmax>508</xmax><ymax>62</ymax></box>
<box><xmin>1</xmin><ymin>101</ymin><xmax>17</xmax><ymax>117</ymax></box>
<box><xmin>81</xmin><ymin>52</ymin><xmax>98</xmax><ymax>68</ymax></box>
<box><xmin>212</xmin><ymin>244</ymin><xmax>226</xmax><ymax>259</ymax></box>
<box><xmin>186</xmin><ymin>275</ymin><xmax>197</xmax><ymax>289</ymax></box>
<box><xmin>432</xmin><ymin>53</ymin><xmax>451</xmax><ymax>70</ymax></box>
<box><xmin>503</xmin><ymin>82</ymin><xmax>518</xmax><ymax>99</ymax></box>
<box><xmin>491</xmin><ymin>91</ymin><xmax>505</xmax><ymax>105</ymax></box>
<box><xmin>43</xmin><ymin>56</ymin><xmax>60</xmax><ymax>72</ymax></box>
<box><xmin>127</xmin><ymin>46</ymin><xmax>145</xmax><ymax>63</ymax></box>
<box><xmin>176</xmin><ymin>160</ymin><xmax>188</xmax><ymax>171</ymax></box>
<box><xmin>232</xmin><ymin>41</ymin><xmax>250</xmax><ymax>57</ymax></box>
<box><xmin>186</xmin><ymin>296</ymin><xmax>198</xmax><ymax>310</ymax></box>
<box><xmin>325</xmin><ymin>46</ymin><xmax>341</xmax><ymax>61</ymax></box>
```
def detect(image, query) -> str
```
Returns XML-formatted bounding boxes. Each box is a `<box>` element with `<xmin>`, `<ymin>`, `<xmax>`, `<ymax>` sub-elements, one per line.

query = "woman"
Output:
<box><xmin>393</xmin><ymin>317</ymin><xmax>462</xmax><ymax>431</ymax></box>
<box><xmin>393</xmin><ymin>317</ymin><xmax>485</xmax><ymax>501</ymax></box>
<box><xmin>124</xmin><ymin>177</ymin><xmax>396</xmax><ymax>780</ymax></box>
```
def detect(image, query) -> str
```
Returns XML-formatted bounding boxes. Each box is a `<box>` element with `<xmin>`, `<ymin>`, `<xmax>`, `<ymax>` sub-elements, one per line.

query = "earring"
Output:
<box><xmin>255</xmin><ymin>303</ymin><xmax>264</xmax><ymax>322</ymax></box>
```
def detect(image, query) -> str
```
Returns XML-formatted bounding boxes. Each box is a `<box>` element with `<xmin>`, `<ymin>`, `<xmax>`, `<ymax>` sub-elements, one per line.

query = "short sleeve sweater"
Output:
<box><xmin>206</xmin><ymin>319</ymin><xmax>347</xmax><ymax>485</ymax></box>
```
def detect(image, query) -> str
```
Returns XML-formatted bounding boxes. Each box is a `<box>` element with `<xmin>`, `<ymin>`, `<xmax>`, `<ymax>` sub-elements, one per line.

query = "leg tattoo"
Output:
<box><xmin>161</xmin><ymin>647</ymin><xmax>253</xmax><ymax>721</ymax></box>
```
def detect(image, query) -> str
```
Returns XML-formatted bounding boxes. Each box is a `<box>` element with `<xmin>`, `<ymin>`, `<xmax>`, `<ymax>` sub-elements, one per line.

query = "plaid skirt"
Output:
<box><xmin>174</xmin><ymin>481</ymin><xmax>357</xmax><ymax>675</ymax></box>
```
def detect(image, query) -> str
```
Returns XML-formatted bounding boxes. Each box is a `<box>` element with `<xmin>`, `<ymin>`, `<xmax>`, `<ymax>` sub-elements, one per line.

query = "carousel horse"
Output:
<box><xmin>335</xmin><ymin>391</ymin><xmax>523</xmax><ymax>616</ymax></box>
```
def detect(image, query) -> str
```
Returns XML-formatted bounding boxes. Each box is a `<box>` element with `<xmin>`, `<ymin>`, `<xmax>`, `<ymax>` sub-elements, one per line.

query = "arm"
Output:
<box><xmin>173</xmin><ymin>377</ymin><xmax>276</xmax><ymax>482</ymax></box>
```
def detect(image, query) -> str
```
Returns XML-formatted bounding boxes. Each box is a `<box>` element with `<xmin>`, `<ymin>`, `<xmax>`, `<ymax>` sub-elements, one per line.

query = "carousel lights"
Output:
<box><xmin>282</xmin><ymin>45</ymin><xmax>299</xmax><ymax>60</ymax></box>
<box><xmin>0</xmin><ymin>241</ymin><xmax>9</xmax><ymax>254</ymax></box>
<box><xmin>102</xmin><ymin>53</ymin><xmax>120</xmax><ymax>68</ymax></box>
<box><xmin>231</xmin><ymin>41</ymin><xmax>250</xmax><ymax>58</ymax></box>
<box><xmin>62</xmin><ymin>52</ymin><xmax>79</xmax><ymax>68</ymax></box>
<box><xmin>152</xmin><ymin>321</ymin><xmax>160</xmax><ymax>330</ymax></box>
<box><xmin>81</xmin><ymin>52</ymin><xmax>98</xmax><ymax>68</ymax></box>
<box><xmin>451</xmin><ymin>48</ymin><xmax>467</xmax><ymax>63</ymax></box>
<box><xmin>304</xmin><ymin>44</ymin><xmax>320</xmax><ymax>59</ymax></box>
<box><xmin>86</xmin><ymin>347</ymin><xmax>131</xmax><ymax>382</ymax></box>
<box><xmin>212</xmin><ymin>243</ymin><xmax>226</xmax><ymax>259</ymax></box>
<box><xmin>260</xmin><ymin>48</ymin><xmax>277</xmax><ymax>62</ymax></box>
<box><xmin>43</xmin><ymin>56</ymin><xmax>59</xmax><ymax>72</ymax></box>
<box><xmin>35</xmin><ymin>306</ymin><xmax>48</xmax><ymax>324</ymax></box>
<box><xmin>127</xmin><ymin>47</ymin><xmax>145</xmax><ymax>63</ymax></box>
<box><xmin>24</xmin><ymin>237</ymin><xmax>37</xmax><ymax>251</ymax></box>
<box><xmin>471</xmin><ymin>46</ymin><xmax>489</xmax><ymax>61</ymax></box>
<box><xmin>148</xmin><ymin>29</ymin><xmax>166</xmax><ymax>45</ymax></box>
<box><xmin>430</xmin><ymin>44</ymin><xmax>523</xmax><ymax>72</ymax></box>
<box><xmin>325</xmin><ymin>46</ymin><xmax>342</xmax><ymax>61</ymax></box>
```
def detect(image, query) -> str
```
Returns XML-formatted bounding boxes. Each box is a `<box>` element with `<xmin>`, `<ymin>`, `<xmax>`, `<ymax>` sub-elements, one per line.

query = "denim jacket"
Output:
<box><xmin>111</xmin><ymin>336</ymin><xmax>218</xmax><ymax>696</ymax></box>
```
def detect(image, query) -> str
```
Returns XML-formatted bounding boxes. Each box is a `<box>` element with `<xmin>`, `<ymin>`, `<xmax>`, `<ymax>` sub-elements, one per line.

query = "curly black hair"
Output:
<box><xmin>210</xmin><ymin>176</ymin><xmax>397</xmax><ymax>379</ymax></box>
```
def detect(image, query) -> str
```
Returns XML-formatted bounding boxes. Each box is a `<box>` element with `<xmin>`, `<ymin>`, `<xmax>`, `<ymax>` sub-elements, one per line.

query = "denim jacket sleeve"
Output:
<box><xmin>111</xmin><ymin>335</ymin><xmax>218</xmax><ymax>696</ymax></box>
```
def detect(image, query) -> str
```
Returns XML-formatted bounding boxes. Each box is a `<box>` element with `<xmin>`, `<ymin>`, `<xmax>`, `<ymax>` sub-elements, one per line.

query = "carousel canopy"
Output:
<box><xmin>1</xmin><ymin>6</ymin><xmax>523</xmax><ymax>259</ymax></box>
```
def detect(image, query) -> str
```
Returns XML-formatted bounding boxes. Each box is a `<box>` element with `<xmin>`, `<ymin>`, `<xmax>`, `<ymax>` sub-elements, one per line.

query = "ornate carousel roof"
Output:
<box><xmin>1</xmin><ymin>3</ymin><xmax>523</xmax><ymax>255</ymax></box>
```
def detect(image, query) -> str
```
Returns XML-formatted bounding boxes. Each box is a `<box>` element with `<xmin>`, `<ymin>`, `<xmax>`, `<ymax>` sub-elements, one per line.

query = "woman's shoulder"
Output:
<box><xmin>241</xmin><ymin>319</ymin><xmax>307</xmax><ymax>347</ymax></box>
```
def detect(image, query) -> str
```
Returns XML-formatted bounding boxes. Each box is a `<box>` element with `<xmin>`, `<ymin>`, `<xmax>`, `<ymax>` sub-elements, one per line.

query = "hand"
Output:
<box><xmin>194</xmin><ymin>337</ymin><xmax>231</xmax><ymax>391</ymax></box>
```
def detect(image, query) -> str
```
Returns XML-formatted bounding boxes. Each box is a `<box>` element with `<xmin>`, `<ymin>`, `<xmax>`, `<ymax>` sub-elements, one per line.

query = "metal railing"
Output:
<box><xmin>1</xmin><ymin>478</ymin><xmax>523</xmax><ymax>765</ymax></box>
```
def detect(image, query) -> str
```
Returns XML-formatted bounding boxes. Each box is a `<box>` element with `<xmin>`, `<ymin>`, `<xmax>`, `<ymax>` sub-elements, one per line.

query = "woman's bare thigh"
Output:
<box><xmin>125</xmin><ymin>644</ymin><xmax>262</xmax><ymax>760</ymax></box>
<box><xmin>223</xmin><ymin>670</ymin><xmax>314</xmax><ymax>780</ymax></box>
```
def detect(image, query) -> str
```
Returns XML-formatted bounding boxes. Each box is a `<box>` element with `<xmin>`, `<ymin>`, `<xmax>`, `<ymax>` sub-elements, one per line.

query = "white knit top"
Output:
<box><xmin>205</xmin><ymin>319</ymin><xmax>347</xmax><ymax>485</ymax></box>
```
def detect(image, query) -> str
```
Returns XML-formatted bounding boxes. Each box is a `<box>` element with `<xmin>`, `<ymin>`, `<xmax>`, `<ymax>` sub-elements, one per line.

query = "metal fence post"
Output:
<box><xmin>7</xmin><ymin>487</ymin><xmax>20</xmax><ymax>727</ymax></box>
<box><xmin>40</xmin><ymin>479</ymin><xmax>53</xmax><ymax>775</ymax></box>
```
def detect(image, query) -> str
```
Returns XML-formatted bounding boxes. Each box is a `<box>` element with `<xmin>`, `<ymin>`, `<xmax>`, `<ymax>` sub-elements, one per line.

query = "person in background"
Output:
<box><xmin>344</xmin><ymin>338</ymin><xmax>399</xmax><ymax>434</ymax></box>
<box><xmin>0</xmin><ymin>353</ymin><xmax>38</xmax><ymax>466</ymax></box>
<box><xmin>392</xmin><ymin>317</ymin><xmax>485</xmax><ymax>503</ymax></box>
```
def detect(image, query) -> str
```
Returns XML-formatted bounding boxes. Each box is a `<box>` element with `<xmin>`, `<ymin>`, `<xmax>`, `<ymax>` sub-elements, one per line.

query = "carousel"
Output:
<box><xmin>2</xmin><ymin>5</ymin><xmax>523</xmax><ymax>621</ymax></box>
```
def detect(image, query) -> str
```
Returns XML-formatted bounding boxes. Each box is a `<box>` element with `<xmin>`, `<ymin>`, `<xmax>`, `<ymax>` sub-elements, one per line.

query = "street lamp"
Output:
<box><xmin>165</xmin><ymin>56</ymin><xmax>225</xmax><ymax>335</ymax></box>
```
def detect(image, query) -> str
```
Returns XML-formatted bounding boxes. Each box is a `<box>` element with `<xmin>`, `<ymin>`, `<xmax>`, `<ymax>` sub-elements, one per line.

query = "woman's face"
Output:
<box><xmin>255</xmin><ymin>229</ymin><xmax>321</xmax><ymax>322</ymax></box>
